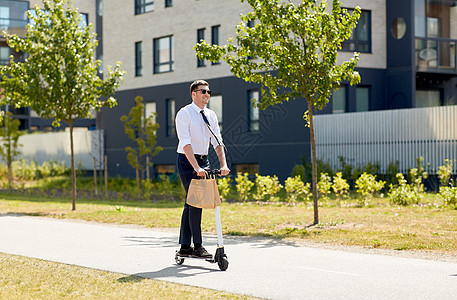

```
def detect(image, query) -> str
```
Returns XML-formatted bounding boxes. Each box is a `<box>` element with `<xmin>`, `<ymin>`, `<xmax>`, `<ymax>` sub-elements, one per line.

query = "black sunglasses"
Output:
<box><xmin>195</xmin><ymin>89</ymin><xmax>212</xmax><ymax>95</ymax></box>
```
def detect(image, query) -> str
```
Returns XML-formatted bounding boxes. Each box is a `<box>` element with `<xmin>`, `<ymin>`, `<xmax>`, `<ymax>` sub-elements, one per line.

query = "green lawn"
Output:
<box><xmin>0</xmin><ymin>253</ymin><xmax>257</xmax><ymax>299</ymax></box>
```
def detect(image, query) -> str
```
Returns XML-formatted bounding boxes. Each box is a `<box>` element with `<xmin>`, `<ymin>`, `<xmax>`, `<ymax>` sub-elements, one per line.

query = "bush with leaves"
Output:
<box><xmin>217</xmin><ymin>176</ymin><xmax>231</xmax><ymax>201</ymax></box>
<box><xmin>317</xmin><ymin>173</ymin><xmax>332</xmax><ymax>201</ymax></box>
<box><xmin>332</xmin><ymin>172</ymin><xmax>349</xmax><ymax>200</ymax></box>
<box><xmin>438</xmin><ymin>159</ymin><xmax>453</xmax><ymax>186</ymax></box>
<box><xmin>254</xmin><ymin>174</ymin><xmax>283</xmax><ymax>202</ymax></box>
<box><xmin>438</xmin><ymin>186</ymin><xmax>457</xmax><ymax>207</ymax></box>
<box><xmin>285</xmin><ymin>175</ymin><xmax>311</xmax><ymax>203</ymax></box>
<box><xmin>355</xmin><ymin>172</ymin><xmax>385</xmax><ymax>206</ymax></box>
<box><xmin>388</xmin><ymin>173</ymin><xmax>423</xmax><ymax>206</ymax></box>
<box><xmin>235</xmin><ymin>173</ymin><xmax>254</xmax><ymax>201</ymax></box>
<box><xmin>437</xmin><ymin>159</ymin><xmax>456</xmax><ymax>207</ymax></box>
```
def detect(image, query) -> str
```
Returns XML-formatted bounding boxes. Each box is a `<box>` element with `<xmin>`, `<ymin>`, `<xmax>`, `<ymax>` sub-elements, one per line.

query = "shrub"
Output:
<box><xmin>438</xmin><ymin>159</ymin><xmax>453</xmax><ymax>186</ymax></box>
<box><xmin>388</xmin><ymin>173</ymin><xmax>423</xmax><ymax>206</ymax></box>
<box><xmin>235</xmin><ymin>173</ymin><xmax>254</xmax><ymax>201</ymax></box>
<box><xmin>317</xmin><ymin>173</ymin><xmax>332</xmax><ymax>201</ymax></box>
<box><xmin>285</xmin><ymin>175</ymin><xmax>311</xmax><ymax>203</ymax></box>
<box><xmin>254</xmin><ymin>174</ymin><xmax>283</xmax><ymax>202</ymax></box>
<box><xmin>355</xmin><ymin>172</ymin><xmax>385</xmax><ymax>206</ymax></box>
<box><xmin>438</xmin><ymin>186</ymin><xmax>457</xmax><ymax>207</ymax></box>
<box><xmin>332</xmin><ymin>172</ymin><xmax>349</xmax><ymax>200</ymax></box>
<box><xmin>217</xmin><ymin>176</ymin><xmax>231</xmax><ymax>201</ymax></box>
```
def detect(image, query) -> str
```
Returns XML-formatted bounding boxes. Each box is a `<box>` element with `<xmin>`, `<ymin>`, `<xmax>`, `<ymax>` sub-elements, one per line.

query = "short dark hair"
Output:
<box><xmin>190</xmin><ymin>80</ymin><xmax>209</xmax><ymax>96</ymax></box>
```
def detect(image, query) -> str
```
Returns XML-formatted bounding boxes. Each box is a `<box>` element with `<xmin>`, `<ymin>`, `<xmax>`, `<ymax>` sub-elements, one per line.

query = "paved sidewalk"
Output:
<box><xmin>1</xmin><ymin>213</ymin><xmax>457</xmax><ymax>299</ymax></box>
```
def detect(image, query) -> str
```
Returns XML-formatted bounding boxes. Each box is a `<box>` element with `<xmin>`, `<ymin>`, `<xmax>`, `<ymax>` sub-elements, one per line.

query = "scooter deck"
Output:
<box><xmin>175</xmin><ymin>252</ymin><xmax>214</xmax><ymax>263</ymax></box>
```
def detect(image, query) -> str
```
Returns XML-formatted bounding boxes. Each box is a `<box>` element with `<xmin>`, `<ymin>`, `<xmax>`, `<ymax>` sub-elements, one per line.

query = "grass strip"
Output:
<box><xmin>0</xmin><ymin>252</ymin><xmax>258</xmax><ymax>299</ymax></box>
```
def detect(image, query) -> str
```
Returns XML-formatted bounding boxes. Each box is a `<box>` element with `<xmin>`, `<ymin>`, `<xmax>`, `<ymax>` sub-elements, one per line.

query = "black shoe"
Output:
<box><xmin>178</xmin><ymin>247</ymin><xmax>193</xmax><ymax>257</ymax></box>
<box><xmin>192</xmin><ymin>246</ymin><xmax>212</xmax><ymax>258</ymax></box>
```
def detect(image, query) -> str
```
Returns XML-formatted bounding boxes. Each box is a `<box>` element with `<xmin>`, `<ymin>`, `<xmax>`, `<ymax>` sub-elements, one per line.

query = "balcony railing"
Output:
<box><xmin>415</xmin><ymin>37</ymin><xmax>457</xmax><ymax>74</ymax></box>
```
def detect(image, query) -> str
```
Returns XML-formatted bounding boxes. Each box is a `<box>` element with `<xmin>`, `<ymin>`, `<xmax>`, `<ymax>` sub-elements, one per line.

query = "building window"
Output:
<box><xmin>235</xmin><ymin>163</ymin><xmax>259</xmax><ymax>175</ymax></box>
<box><xmin>208</xmin><ymin>95</ymin><xmax>223</xmax><ymax>130</ymax></box>
<box><xmin>135</xmin><ymin>0</ymin><xmax>154</xmax><ymax>15</ymax></box>
<box><xmin>80</xmin><ymin>13</ymin><xmax>88</xmax><ymax>28</ymax></box>
<box><xmin>135</xmin><ymin>42</ymin><xmax>142</xmax><ymax>76</ymax></box>
<box><xmin>197</xmin><ymin>28</ymin><xmax>205</xmax><ymax>67</ymax></box>
<box><xmin>0</xmin><ymin>46</ymin><xmax>9</xmax><ymax>65</ymax></box>
<box><xmin>155</xmin><ymin>164</ymin><xmax>176</xmax><ymax>174</ymax></box>
<box><xmin>415</xmin><ymin>90</ymin><xmax>442</xmax><ymax>107</ymax></box>
<box><xmin>332</xmin><ymin>85</ymin><xmax>347</xmax><ymax>114</ymax></box>
<box><xmin>165</xmin><ymin>0</ymin><xmax>172</xmax><ymax>8</ymax></box>
<box><xmin>414</xmin><ymin>0</ymin><xmax>457</xmax><ymax>71</ymax></box>
<box><xmin>153</xmin><ymin>35</ymin><xmax>173</xmax><ymax>73</ymax></box>
<box><xmin>211</xmin><ymin>25</ymin><xmax>220</xmax><ymax>65</ymax></box>
<box><xmin>145</xmin><ymin>101</ymin><xmax>156</xmax><ymax>123</ymax></box>
<box><xmin>248</xmin><ymin>90</ymin><xmax>260</xmax><ymax>131</ymax></box>
<box><xmin>342</xmin><ymin>9</ymin><xmax>371</xmax><ymax>53</ymax></box>
<box><xmin>356</xmin><ymin>86</ymin><xmax>370</xmax><ymax>112</ymax></box>
<box><xmin>0</xmin><ymin>0</ymin><xmax>28</xmax><ymax>31</ymax></box>
<box><xmin>166</xmin><ymin>98</ymin><xmax>175</xmax><ymax>136</ymax></box>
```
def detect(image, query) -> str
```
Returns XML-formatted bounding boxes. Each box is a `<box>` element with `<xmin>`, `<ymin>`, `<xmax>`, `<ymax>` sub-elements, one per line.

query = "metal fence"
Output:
<box><xmin>314</xmin><ymin>105</ymin><xmax>457</xmax><ymax>175</ymax></box>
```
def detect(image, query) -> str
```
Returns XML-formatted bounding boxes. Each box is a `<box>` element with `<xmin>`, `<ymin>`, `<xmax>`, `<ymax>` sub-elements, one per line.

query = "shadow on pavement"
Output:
<box><xmin>118</xmin><ymin>264</ymin><xmax>219</xmax><ymax>281</ymax></box>
<box><xmin>122</xmin><ymin>233</ymin><xmax>304</xmax><ymax>250</ymax></box>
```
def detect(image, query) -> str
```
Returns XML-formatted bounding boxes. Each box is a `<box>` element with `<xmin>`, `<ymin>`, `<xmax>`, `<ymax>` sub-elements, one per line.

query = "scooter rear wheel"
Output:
<box><xmin>175</xmin><ymin>253</ymin><xmax>185</xmax><ymax>265</ymax></box>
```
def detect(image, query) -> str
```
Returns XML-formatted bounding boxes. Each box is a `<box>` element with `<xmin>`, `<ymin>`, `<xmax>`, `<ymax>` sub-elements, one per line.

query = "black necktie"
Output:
<box><xmin>200</xmin><ymin>110</ymin><xmax>210</xmax><ymax>126</ymax></box>
<box><xmin>200</xmin><ymin>109</ymin><xmax>223</xmax><ymax>148</ymax></box>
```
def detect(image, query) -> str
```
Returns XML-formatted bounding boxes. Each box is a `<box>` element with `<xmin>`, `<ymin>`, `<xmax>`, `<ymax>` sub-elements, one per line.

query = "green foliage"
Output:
<box><xmin>195</xmin><ymin>0</ymin><xmax>361</xmax><ymax>223</ymax></box>
<box><xmin>0</xmin><ymin>112</ymin><xmax>24</xmax><ymax>189</ymax></box>
<box><xmin>285</xmin><ymin>175</ymin><xmax>311</xmax><ymax>203</ymax></box>
<box><xmin>355</xmin><ymin>172</ymin><xmax>385</xmax><ymax>206</ymax></box>
<box><xmin>120</xmin><ymin>96</ymin><xmax>163</xmax><ymax>196</ymax></box>
<box><xmin>0</xmin><ymin>0</ymin><xmax>124</xmax><ymax>125</ymax></box>
<box><xmin>235</xmin><ymin>173</ymin><xmax>254</xmax><ymax>201</ymax></box>
<box><xmin>438</xmin><ymin>186</ymin><xmax>457</xmax><ymax>207</ymax></box>
<box><xmin>332</xmin><ymin>172</ymin><xmax>349</xmax><ymax>199</ymax></box>
<box><xmin>217</xmin><ymin>176</ymin><xmax>232</xmax><ymax>201</ymax></box>
<box><xmin>254</xmin><ymin>174</ymin><xmax>283</xmax><ymax>202</ymax></box>
<box><xmin>438</xmin><ymin>159</ymin><xmax>453</xmax><ymax>187</ymax></box>
<box><xmin>388</xmin><ymin>173</ymin><xmax>424</xmax><ymax>206</ymax></box>
<box><xmin>317</xmin><ymin>173</ymin><xmax>332</xmax><ymax>201</ymax></box>
<box><xmin>0</xmin><ymin>0</ymin><xmax>124</xmax><ymax>209</ymax></box>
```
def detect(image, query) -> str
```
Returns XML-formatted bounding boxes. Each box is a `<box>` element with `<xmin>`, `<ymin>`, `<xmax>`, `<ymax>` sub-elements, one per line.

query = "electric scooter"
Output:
<box><xmin>175</xmin><ymin>169</ymin><xmax>229</xmax><ymax>271</ymax></box>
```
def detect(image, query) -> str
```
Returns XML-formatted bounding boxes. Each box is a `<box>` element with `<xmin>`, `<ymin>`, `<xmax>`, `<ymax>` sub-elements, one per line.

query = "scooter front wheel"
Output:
<box><xmin>218</xmin><ymin>257</ymin><xmax>229</xmax><ymax>271</ymax></box>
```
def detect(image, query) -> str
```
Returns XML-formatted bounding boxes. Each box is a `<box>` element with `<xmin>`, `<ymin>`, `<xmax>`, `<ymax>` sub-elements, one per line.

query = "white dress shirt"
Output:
<box><xmin>176</xmin><ymin>102</ymin><xmax>223</xmax><ymax>155</ymax></box>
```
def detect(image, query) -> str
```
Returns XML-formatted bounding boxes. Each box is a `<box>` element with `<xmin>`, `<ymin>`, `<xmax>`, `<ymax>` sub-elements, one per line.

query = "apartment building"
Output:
<box><xmin>0</xmin><ymin>0</ymin><xmax>98</xmax><ymax>130</ymax></box>
<box><xmin>1</xmin><ymin>0</ymin><xmax>457</xmax><ymax>180</ymax></box>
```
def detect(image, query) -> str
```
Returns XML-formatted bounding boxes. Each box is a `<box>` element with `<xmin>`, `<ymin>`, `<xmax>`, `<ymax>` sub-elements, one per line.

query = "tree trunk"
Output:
<box><xmin>104</xmin><ymin>155</ymin><xmax>108</xmax><ymax>197</ymax></box>
<box><xmin>93</xmin><ymin>156</ymin><xmax>98</xmax><ymax>196</ymax></box>
<box><xmin>7</xmin><ymin>142</ymin><xmax>13</xmax><ymax>190</ymax></box>
<box><xmin>69</xmin><ymin>122</ymin><xmax>77</xmax><ymax>211</ymax></box>
<box><xmin>7</xmin><ymin>161</ymin><xmax>13</xmax><ymax>190</ymax></box>
<box><xmin>307</xmin><ymin>100</ymin><xmax>319</xmax><ymax>225</ymax></box>
<box><xmin>135</xmin><ymin>156</ymin><xmax>140</xmax><ymax>199</ymax></box>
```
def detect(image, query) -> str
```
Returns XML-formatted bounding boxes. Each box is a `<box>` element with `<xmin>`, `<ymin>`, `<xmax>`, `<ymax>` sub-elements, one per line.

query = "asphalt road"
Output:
<box><xmin>1</xmin><ymin>213</ymin><xmax>457</xmax><ymax>299</ymax></box>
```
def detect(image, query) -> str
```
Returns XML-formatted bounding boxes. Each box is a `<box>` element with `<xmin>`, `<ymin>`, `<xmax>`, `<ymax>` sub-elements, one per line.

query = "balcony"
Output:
<box><xmin>415</xmin><ymin>37</ymin><xmax>457</xmax><ymax>74</ymax></box>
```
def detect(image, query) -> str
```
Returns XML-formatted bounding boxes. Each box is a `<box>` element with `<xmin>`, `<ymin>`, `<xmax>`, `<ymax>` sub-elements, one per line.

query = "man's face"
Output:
<box><xmin>193</xmin><ymin>85</ymin><xmax>211</xmax><ymax>107</ymax></box>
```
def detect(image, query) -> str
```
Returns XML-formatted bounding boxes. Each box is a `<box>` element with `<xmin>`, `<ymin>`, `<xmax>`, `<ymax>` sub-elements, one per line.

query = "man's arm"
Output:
<box><xmin>215</xmin><ymin>145</ymin><xmax>230</xmax><ymax>176</ymax></box>
<box><xmin>183</xmin><ymin>144</ymin><xmax>206</xmax><ymax>178</ymax></box>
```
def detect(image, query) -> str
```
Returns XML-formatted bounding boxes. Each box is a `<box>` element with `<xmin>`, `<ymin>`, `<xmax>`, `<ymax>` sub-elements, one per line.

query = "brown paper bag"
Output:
<box><xmin>186</xmin><ymin>178</ymin><xmax>221</xmax><ymax>209</ymax></box>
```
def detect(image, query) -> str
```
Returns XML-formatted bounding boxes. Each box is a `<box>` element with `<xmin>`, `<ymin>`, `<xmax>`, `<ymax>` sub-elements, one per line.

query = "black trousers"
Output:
<box><xmin>177</xmin><ymin>153</ymin><xmax>210</xmax><ymax>246</ymax></box>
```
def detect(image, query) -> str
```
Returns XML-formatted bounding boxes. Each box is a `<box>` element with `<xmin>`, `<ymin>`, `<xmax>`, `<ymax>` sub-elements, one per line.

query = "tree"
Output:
<box><xmin>120</xmin><ymin>96</ymin><xmax>162</xmax><ymax>198</ymax></box>
<box><xmin>0</xmin><ymin>0</ymin><xmax>125</xmax><ymax>210</ymax></box>
<box><xmin>195</xmin><ymin>0</ymin><xmax>361</xmax><ymax>224</ymax></box>
<box><xmin>0</xmin><ymin>112</ymin><xmax>24</xmax><ymax>190</ymax></box>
